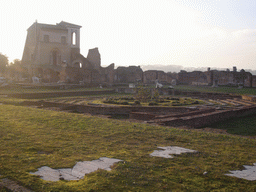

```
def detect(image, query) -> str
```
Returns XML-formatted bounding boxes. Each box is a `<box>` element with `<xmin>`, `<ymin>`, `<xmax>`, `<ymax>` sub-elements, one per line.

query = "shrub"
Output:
<box><xmin>158</xmin><ymin>98</ymin><xmax>165</xmax><ymax>103</ymax></box>
<box><xmin>122</xmin><ymin>97</ymin><xmax>134</xmax><ymax>100</ymax></box>
<box><xmin>135</xmin><ymin>86</ymin><xmax>151</xmax><ymax>102</ymax></box>
<box><xmin>172</xmin><ymin>103</ymin><xmax>182</xmax><ymax>106</ymax></box>
<box><xmin>152</xmin><ymin>89</ymin><xmax>160</xmax><ymax>101</ymax></box>
<box><xmin>134</xmin><ymin>100</ymin><xmax>140</xmax><ymax>105</ymax></box>
<box><xmin>120</xmin><ymin>101</ymin><xmax>129</xmax><ymax>105</ymax></box>
<box><xmin>103</xmin><ymin>98</ymin><xmax>118</xmax><ymax>104</ymax></box>
<box><xmin>193</xmin><ymin>101</ymin><xmax>199</xmax><ymax>104</ymax></box>
<box><xmin>149</xmin><ymin>101</ymin><xmax>158</xmax><ymax>106</ymax></box>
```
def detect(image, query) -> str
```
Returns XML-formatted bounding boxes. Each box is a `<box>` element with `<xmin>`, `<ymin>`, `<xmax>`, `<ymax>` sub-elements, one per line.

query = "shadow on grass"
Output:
<box><xmin>207</xmin><ymin>114</ymin><xmax>256</xmax><ymax>136</ymax></box>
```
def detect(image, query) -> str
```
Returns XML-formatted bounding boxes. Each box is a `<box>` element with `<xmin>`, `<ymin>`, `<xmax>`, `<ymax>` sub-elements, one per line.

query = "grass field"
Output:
<box><xmin>1</xmin><ymin>104</ymin><xmax>256</xmax><ymax>191</ymax></box>
<box><xmin>1</xmin><ymin>84</ymin><xmax>256</xmax><ymax>95</ymax></box>
<box><xmin>0</xmin><ymin>86</ymin><xmax>113</xmax><ymax>94</ymax></box>
<box><xmin>174</xmin><ymin>85</ymin><xmax>256</xmax><ymax>95</ymax></box>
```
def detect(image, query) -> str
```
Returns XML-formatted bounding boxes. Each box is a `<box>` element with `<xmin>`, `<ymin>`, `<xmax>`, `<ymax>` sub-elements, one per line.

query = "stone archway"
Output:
<box><xmin>72</xmin><ymin>59</ymin><xmax>83</xmax><ymax>68</ymax></box>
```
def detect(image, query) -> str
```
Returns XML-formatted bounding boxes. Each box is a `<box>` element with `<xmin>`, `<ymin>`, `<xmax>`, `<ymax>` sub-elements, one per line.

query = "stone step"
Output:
<box><xmin>226</xmin><ymin>99</ymin><xmax>251</xmax><ymax>106</ymax></box>
<box><xmin>220</xmin><ymin>100</ymin><xmax>240</xmax><ymax>106</ymax></box>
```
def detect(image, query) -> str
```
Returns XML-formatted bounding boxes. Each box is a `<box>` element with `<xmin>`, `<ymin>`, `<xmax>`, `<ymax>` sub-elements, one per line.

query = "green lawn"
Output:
<box><xmin>2</xmin><ymin>84</ymin><xmax>256</xmax><ymax>96</ymax></box>
<box><xmin>174</xmin><ymin>85</ymin><xmax>256</xmax><ymax>95</ymax></box>
<box><xmin>1</xmin><ymin>104</ymin><xmax>256</xmax><ymax>191</ymax></box>
<box><xmin>0</xmin><ymin>86</ymin><xmax>112</xmax><ymax>94</ymax></box>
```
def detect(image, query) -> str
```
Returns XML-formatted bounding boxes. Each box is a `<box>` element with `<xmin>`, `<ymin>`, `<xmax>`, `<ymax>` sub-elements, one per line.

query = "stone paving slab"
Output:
<box><xmin>150</xmin><ymin>146</ymin><xmax>197</xmax><ymax>158</ymax></box>
<box><xmin>225</xmin><ymin>163</ymin><xmax>256</xmax><ymax>181</ymax></box>
<box><xmin>30</xmin><ymin>157</ymin><xmax>122</xmax><ymax>181</ymax></box>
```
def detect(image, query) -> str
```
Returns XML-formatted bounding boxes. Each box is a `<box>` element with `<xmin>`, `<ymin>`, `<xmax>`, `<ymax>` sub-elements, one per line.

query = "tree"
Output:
<box><xmin>135</xmin><ymin>85</ymin><xmax>151</xmax><ymax>102</ymax></box>
<box><xmin>12</xmin><ymin>59</ymin><xmax>21</xmax><ymax>66</ymax></box>
<box><xmin>135</xmin><ymin>85</ymin><xmax>160</xmax><ymax>103</ymax></box>
<box><xmin>7</xmin><ymin>59</ymin><xmax>29</xmax><ymax>81</ymax></box>
<box><xmin>0</xmin><ymin>53</ymin><xmax>8</xmax><ymax>75</ymax></box>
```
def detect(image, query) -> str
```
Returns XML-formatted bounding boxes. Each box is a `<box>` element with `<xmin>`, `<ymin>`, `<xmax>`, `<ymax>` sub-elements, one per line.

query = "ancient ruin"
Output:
<box><xmin>22</xmin><ymin>21</ymin><xmax>114</xmax><ymax>85</ymax></box>
<box><xmin>177</xmin><ymin>67</ymin><xmax>255</xmax><ymax>87</ymax></box>
<box><xmin>20</xmin><ymin>21</ymin><xmax>256</xmax><ymax>88</ymax></box>
<box><xmin>16</xmin><ymin>88</ymin><xmax>256</xmax><ymax>129</ymax></box>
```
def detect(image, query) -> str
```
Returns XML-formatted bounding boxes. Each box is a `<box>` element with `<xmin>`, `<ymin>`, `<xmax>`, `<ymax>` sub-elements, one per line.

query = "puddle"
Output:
<box><xmin>150</xmin><ymin>146</ymin><xmax>197</xmax><ymax>158</ymax></box>
<box><xmin>225</xmin><ymin>163</ymin><xmax>256</xmax><ymax>181</ymax></box>
<box><xmin>30</xmin><ymin>157</ymin><xmax>122</xmax><ymax>181</ymax></box>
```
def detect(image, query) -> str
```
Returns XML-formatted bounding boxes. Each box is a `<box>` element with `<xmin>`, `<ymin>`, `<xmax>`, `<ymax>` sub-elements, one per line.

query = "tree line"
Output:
<box><xmin>0</xmin><ymin>53</ymin><xmax>29</xmax><ymax>81</ymax></box>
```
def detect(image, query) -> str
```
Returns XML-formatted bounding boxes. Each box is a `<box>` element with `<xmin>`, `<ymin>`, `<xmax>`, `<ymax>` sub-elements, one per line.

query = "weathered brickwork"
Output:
<box><xmin>252</xmin><ymin>76</ymin><xmax>256</xmax><ymax>87</ymax></box>
<box><xmin>22</xmin><ymin>21</ymin><xmax>114</xmax><ymax>85</ymax></box>
<box><xmin>178</xmin><ymin>71</ymin><xmax>208</xmax><ymax>85</ymax></box>
<box><xmin>143</xmin><ymin>70</ymin><xmax>173</xmax><ymax>84</ymax></box>
<box><xmin>115</xmin><ymin>66</ymin><xmax>143</xmax><ymax>83</ymax></box>
<box><xmin>161</xmin><ymin>105</ymin><xmax>256</xmax><ymax>128</ymax></box>
<box><xmin>177</xmin><ymin>68</ymin><xmax>254</xmax><ymax>87</ymax></box>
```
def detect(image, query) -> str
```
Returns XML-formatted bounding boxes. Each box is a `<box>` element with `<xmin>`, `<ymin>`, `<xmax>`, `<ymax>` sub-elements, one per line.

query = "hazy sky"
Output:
<box><xmin>1</xmin><ymin>0</ymin><xmax>256</xmax><ymax>70</ymax></box>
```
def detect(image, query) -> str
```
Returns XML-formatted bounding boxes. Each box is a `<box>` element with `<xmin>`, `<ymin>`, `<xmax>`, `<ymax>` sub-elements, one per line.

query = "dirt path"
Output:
<box><xmin>0</xmin><ymin>178</ymin><xmax>33</xmax><ymax>192</ymax></box>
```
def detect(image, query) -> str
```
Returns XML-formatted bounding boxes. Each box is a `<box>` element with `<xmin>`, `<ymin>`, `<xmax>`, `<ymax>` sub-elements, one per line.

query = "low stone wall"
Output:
<box><xmin>22</xmin><ymin>100</ymin><xmax>196</xmax><ymax>115</ymax></box>
<box><xmin>155</xmin><ymin>108</ymin><xmax>216</xmax><ymax>119</ymax></box>
<box><xmin>129</xmin><ymin>112</ymin><xmax>157</xmax><ymax>121</ymax></box>
<box><xmin>242</xmin><ymin>95</ymin><xmax>256</xmax><ymax>102</ymax></box>
<box><xmin>21</xmin><ymin>100</ymin><xmax>256</xmax><ymax>128</ymax></box>
<box><xmin>161</xmin><ymin>105</ymin><xmax>256</xmax><ymax>128</ymax></box>
<box><xmin>129</xmin><ymin>108</ymin><xmax>215</xmax><ymax>121</ymax></box>
<box><xmin>69</xmin><ymin>103</ymin><xmax>195</xmax><ymax>115</ymax></box>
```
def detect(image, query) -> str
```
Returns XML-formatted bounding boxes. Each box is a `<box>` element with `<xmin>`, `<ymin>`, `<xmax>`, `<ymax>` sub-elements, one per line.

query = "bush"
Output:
<box><xmin>149</xmin><ymin>101</ymin><xmax>158</xmax><ymax>106</ymax></box>
<box><xmin>120</xmin><ymin>101</ymin><xmax>129</xmax><ymax>105</ymax></box>
<box><xmin>193</xmin><ymin>101</ymin><xmax>199</xmax><ymax>104</ymax></box>
<box><xmin>172</xmin><ymin>103</ymin><xmax>182</xmax><ymax>106</ymax></box>
<box><xmin>152</xmin><ymin>89</ymin><xmax>159</xmax><ymax>101</ymax></box>
<box><xmin>158</xmin><ymin>98</ymin><xmax>165</xmax><ymax>103</ymax></box>
<box><xmin>122</xmin><ymin>97</ymin><xmax>134</xmax><ymax>100</ymax></box>
<box><xmin>134</xmin><ymin>100</ymin><xmax>140</xmax><ymax>105</ymax></box>
<box><xmin>103</xmin><ymin>98</ymin><xmax>118</xmax><ymax>104</ymax></box>
<box><xmin>135</xmin><ymin>86</ymin><xmax>151</xmax><ymax>102</ymax></box>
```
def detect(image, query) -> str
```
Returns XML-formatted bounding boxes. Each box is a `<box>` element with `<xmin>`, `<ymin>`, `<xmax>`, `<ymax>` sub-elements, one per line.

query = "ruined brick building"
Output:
<box><xmin>114</xmin><ymin>66</ymin><xmax>143</xmax><ymax>83</ymax></box>
<box><xmin>177</xmin><ymin>67</ymin><xmax>256</xmax><ymax>87</ymax></box>
<box><xmin>22</xmin><ymin>21</ymin><xmax>114</xmax><ymax>85</ymax></box>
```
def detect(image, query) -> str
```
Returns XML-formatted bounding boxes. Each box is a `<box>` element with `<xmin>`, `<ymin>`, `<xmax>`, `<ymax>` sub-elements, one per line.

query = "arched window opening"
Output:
<box><xmin>72</xmin><ymin>32</ymin><xmax>76</xmax><ymax>45</ymax></box>
<box><xmin>73</xmin><ymin>62</ymin><xmax>82</xmax><ymax>68</ymax></box>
